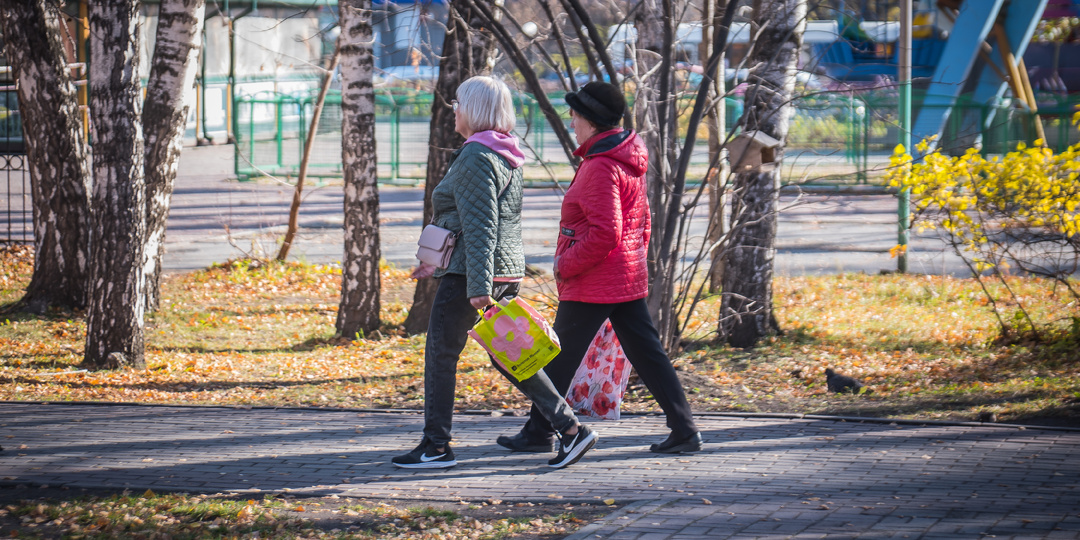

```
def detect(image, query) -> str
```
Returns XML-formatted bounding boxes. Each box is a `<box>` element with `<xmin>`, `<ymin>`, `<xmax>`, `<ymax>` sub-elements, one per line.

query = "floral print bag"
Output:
<box><xmin>565</xmin><ymin>320</ymin><xmax>631</xmax><ymax>420</ymax></box>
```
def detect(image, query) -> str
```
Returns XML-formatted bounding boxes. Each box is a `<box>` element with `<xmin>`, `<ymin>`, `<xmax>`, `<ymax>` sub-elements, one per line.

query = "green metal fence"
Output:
<box><xmin>787</xmin><ymin>92</ymin><xmax>875</xmax><ymax>182</ymax></box>
<box><xmin>853</xmin><ymin>91</ymin><xmax>1080</xmax><ymax>157</ymax></box>
<box><xmin>235</xmin><ymin>87</ymin><xmax>1079</xmax><ymax>186</ymax></box>
<box><xmin>234</xmin><ymin>88</ymin><xmax>551</xmax><ymax>183</ymax></box>
<box><xmin>234</xmin><ymin>88</ymin><xmax>744</xmax><ymax>185</ymax></box>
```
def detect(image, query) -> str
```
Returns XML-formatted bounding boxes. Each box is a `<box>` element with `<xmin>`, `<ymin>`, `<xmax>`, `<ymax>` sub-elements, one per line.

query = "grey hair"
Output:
<box><xmin>455</xmin><ymin>76</ymin><xmax>516</xmax><ymax>134</ymax></box>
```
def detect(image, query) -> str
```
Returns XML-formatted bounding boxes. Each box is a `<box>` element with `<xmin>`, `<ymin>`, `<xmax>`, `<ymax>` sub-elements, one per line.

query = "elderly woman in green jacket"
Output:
<box><xmin>393</xmin><ymin>76</ymin><xmax>596</xmax><ymax>470</ymax></box>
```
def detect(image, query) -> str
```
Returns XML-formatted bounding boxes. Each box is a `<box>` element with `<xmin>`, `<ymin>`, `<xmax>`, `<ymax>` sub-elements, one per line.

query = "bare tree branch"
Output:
<box><xmin>461</xmin><ymin>0</ymin><xmax>579</xmax><ymax>165</ymax></box>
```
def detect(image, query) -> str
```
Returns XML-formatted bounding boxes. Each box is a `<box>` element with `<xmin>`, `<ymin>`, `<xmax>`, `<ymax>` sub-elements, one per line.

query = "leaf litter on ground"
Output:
<box><xmin>3</xmin><ymin>246</ymin><xmax>1080</xmax><ymax>537</ymax></box>
<box><xmin>2</xmin><ymin>246</ymin><xmax>1079</xmax><ymax>426</ymax></box>
<box><xmin>0</xmin><ymin>485</ymin><xmax>606</xmax><ymax>539</ymax></box>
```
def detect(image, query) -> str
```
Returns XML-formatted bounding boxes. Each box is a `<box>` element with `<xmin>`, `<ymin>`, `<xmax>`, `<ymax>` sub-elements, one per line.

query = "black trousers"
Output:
<box><xmin>521</xmin><ymin>298</ymin><xmax>698</xmax><ymax>440</ymax></box>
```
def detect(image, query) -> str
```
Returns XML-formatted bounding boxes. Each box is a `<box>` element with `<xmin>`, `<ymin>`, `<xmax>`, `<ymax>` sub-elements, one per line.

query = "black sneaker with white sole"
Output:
<box><xmin>548</xmin><ymin>425</ymin><xmax>598</xmax><ymax>469</ymax></box>
<box><xmin>391</xmin><ymin>438</ymin><xmax>457</xmax><ymax>469</ymax></box>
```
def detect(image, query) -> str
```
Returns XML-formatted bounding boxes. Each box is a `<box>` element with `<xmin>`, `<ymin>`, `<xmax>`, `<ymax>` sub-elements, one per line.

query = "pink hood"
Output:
<box><xmin>465</xmin><ymin>130</ymin><xmax>526</xmax><ymax>168</ymax></box>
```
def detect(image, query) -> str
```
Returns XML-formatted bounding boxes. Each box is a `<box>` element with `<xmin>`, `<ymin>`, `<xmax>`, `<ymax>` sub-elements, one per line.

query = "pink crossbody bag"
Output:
<box><xmin>416</xmin><ymin>178</ymin><xmax>511</xmax><ymax>268</ymax></box>
<box><xmin>416</xmin><ymin>225</ymin><xmax>458</xmax><ymax>268</ymax></box>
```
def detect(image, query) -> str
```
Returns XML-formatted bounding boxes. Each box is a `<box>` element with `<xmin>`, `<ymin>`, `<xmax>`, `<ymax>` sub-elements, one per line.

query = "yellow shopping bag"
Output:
<box><xmin>468</xmin><ymin>297</ymin><xmax>561</xmax><ymax>381</ymax></box>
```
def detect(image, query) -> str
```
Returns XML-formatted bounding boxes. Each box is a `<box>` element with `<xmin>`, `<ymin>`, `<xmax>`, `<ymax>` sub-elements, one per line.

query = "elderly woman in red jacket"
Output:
<box><xmin>497</xmin><ymin>82</ymin><xmax>701</xmax><ymax>455</ymax></box>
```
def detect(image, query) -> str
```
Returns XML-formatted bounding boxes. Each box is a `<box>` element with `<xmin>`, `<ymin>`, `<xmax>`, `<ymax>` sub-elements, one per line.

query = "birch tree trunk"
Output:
<box><xmin>0</xmin><ymin>0</ymin><xmax>92</xmax><ymax>313</ymax></box>
<box><xmin>336</xmin><ymin>0</ymin><xmax>382</xmax><ymax>338</ymax></box>
<box><xmin>143</xmin><ymin>0</ymin><xmax>206</xmax><ymax>313</ymax></box>
<box><xmin>402</xmin><ymin>0</ymin><xmax>495</xmax><ymax>334</ymax></box>
<box><xmin>720</xmin><ymin>0</ymin><xmax>805</xmax><ymax>348</ymax></box>
<box><xmin>83</xmin><ymin>0</ymin><xmax>147</xmax><ymax>369</ymax></box>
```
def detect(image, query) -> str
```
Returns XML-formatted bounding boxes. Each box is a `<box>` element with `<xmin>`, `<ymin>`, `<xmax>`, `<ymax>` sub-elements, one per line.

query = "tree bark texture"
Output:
<box><xmin>84</xmin><ymin>0</ymin><xmax>147</xmax><ymax>369</ymax></box>
<box><xmin>336</xmin><ymin>0</ymin><xmax>382</xmax><ymax>338</ymax></box>
<box><xmin>143</xmin><ymin>0</ymin><xmax>206</xmax><ymax>313</ymax></box>
<box><xmin>720</xmin><ymin>0</ymin><xmax>805</xmax><ymax>348</ymax></box>
<box><xmin>402</xmin><ymin>0</ymin><xmax>495</xmax><ymax>334</ymax></box>
<box><xmin>0</xmin><ymin>0</ymin><xmax>92</xmax><ymax>313</ymax></box>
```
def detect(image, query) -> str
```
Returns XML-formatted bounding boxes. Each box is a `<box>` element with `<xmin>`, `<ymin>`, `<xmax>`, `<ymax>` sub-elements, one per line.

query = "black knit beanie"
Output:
<box><xmin>565</xmin><ymin>81</ymin><xmax>625</xmax><ymax>128</ymax></box>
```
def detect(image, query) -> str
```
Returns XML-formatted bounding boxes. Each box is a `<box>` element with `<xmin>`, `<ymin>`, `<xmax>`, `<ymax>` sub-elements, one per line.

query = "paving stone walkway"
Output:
<box><xmin>1</xmin><ymin>403</ymin><xmax>1078</xmax><ymax>538</ymax></box>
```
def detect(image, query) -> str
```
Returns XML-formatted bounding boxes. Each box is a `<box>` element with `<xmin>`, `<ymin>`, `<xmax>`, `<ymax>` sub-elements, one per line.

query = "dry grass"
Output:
<box><xmin>0</xmin><ymin>487</ymin><xmax>606</xmax><ymax>539</ymax></box>
<box><xmin>2</xmin><ymin>246</ymin><xmax>1079</xmax><ymax>426</ymax></box>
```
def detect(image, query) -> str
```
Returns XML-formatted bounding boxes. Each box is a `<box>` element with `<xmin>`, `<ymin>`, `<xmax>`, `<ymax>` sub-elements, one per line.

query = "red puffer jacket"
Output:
<box><xmin>555</xmin><ymin>128</ymin><xmax>650</xmax><ymax>303</ymax></box>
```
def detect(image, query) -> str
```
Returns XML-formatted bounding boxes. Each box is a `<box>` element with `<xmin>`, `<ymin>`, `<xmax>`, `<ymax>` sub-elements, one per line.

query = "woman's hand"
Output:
<box><xmin>469</xmin><ymin>295</ymin><xmax>495</xmax><ymax>309</ymax></box>
<box><xmin>411</xmin><ymin>263</ymin><xmax>436</xmax><ymax>280</ymax></box>
<box><xmin>552</xmin><ymin>256</ymin><xmax>562</xmax><ymax>281</ymax></box>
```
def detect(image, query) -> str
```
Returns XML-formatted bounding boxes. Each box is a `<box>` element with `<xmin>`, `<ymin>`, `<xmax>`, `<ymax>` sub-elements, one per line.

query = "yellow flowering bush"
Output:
<box><xmin>886</xmin><ymin>130</ymin><xmax>1080</xmax><ymax>340</ymax></box>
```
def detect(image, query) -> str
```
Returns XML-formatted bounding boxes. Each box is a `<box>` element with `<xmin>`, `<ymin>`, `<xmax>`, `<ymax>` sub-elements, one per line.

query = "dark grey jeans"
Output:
<box><xmin>424</xmin><ymin>274</ymin><xmax>579</xmax><ymax>446</ymax></box>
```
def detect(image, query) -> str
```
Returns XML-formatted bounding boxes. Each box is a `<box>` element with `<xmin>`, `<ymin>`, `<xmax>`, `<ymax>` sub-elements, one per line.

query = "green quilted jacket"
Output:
<box><xmin>430</xmin><ymin>141</ymin><xmax>525</xmax><ymax>298</ymax></box>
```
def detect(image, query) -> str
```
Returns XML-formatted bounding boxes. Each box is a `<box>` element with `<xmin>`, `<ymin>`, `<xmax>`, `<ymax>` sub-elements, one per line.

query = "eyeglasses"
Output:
<box><xmin>451</xmin><ymin>100</ymin><xmax>459</xmax><ymax>112</ymax></box>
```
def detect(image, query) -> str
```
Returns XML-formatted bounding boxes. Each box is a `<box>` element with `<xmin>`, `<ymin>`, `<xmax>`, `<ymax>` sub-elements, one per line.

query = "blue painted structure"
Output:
<box><xmin>811</xmin><ymin>0</ymin><xmax>1050</xmax><ymax>148</ymax></box>
<box><xmin>372</xmin><ymin>0</ymin><xmax>449</xmax><ymax>69</ymax></box>
<box><xmin>812</xmin><ymin>38</ymin><xmax>945</xmax><ymax>82</ymax></box>
<box><xmin>911</xmin><ymin>0</ymin><xmax>1048</xmax><ymax>146</ymax></box>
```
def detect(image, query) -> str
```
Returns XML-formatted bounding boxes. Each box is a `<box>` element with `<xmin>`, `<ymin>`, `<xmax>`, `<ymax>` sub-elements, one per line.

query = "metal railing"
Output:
<box><xmin>234</xmin><ymin>88</ymin><xmax>557</xmax><ymax>184</ymax></box>
<box><xmin>853</xmin><ymin>90</ymin><xmax>1080</xmax><ymax>155</ymax></box>
<box><xmin>1</xmin><ymin>87</ymin><xmax>30</xmax><ymax>245</ymax></box>
<box><xmin>234</xmin><ymin>88</ymin><xmax>747</xmax><ymax>185</ymax></box>
<box><xmin>244</xmin><ymin>88</ymin><xmax>1033</xmax><ymax>187</ymax></box>
<box><xmin>4</xmin><ymin>84</ymin><xmax>1074</xmax><ymax>247</ymax></box>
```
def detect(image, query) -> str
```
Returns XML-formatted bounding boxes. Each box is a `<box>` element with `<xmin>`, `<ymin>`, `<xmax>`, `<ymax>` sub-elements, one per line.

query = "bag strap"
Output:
<box><xmin>496</xmin><ymin>176</ymin><xmax>512</xmax><ymax>199</ymax></box>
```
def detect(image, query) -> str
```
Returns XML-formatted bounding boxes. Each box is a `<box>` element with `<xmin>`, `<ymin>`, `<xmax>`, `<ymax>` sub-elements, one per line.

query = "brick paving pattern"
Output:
<box><xmin>2</xmin><ymin>403</ymin><xmax>1078</xmax><ymax>538</ymax></box>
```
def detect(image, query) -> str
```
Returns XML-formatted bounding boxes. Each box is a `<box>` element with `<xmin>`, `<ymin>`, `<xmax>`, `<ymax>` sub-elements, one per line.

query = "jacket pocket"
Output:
<box><xmin>556</xmin><ymin>227</ymin><xmax>577</xmax><ymax>255</ymax></box>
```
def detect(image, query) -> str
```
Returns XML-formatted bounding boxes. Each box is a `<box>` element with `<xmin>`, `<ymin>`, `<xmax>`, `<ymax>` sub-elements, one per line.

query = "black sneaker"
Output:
<box><xmin>391</xmin><ymin>438</ymin><xmax>457</xmax><ymax>469</ymax></box>
<box><xmin>496</xmin><ymin>430</ymin><xmax>555</xmax><ymax>453</ymax></box>
<box><xmin>548</xmin><ymin>425</ymin><xmax>598</xmax><ymax>469</ymax></box>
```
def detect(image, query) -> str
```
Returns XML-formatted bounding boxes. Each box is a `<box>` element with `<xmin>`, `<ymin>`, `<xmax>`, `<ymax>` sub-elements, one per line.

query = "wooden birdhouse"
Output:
<box><xmin>728</xmin><ymin>130</ymin><xmax>781</xmax><ymax>172</ymax></box>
